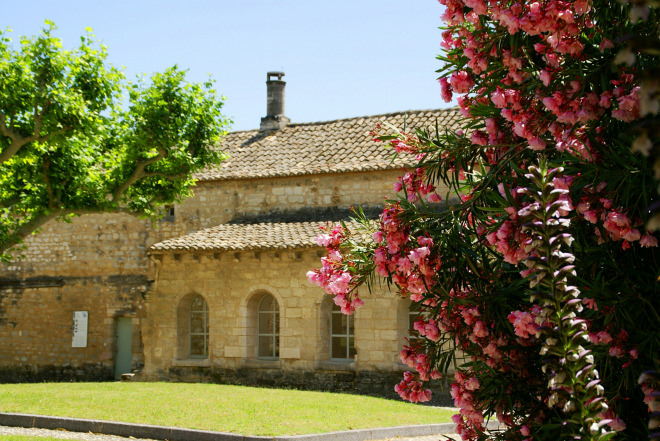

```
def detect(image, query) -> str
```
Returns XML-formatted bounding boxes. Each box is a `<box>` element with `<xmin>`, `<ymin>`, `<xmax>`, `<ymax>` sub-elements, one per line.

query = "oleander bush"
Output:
<box><xmin>308</xmin><ymin>1</ymin><xmax>660</xmax><ymax>439</ymax></box>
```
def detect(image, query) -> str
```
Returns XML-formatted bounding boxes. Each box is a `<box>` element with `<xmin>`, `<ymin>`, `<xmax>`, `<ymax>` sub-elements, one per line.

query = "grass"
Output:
<box><xmin>0</xmin><ymin>438</ymin><xmax>64</xmax><ymax>441</ymax></box>
<box><xmin>0</xmin><ymin>438</ymin><xmax>61</xmax><ymax>441</ymax></box>
<box><xmin>0</xmin><ymin>382</ymin><xmax>455</xmax><ymax>436</ymax></box>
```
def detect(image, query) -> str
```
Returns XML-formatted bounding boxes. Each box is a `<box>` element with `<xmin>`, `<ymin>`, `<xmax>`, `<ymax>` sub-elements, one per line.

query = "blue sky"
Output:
<box><xmin>3</xmin><ymin>1</ymin><xmax>449</xmax><ymax>131</ymax></box>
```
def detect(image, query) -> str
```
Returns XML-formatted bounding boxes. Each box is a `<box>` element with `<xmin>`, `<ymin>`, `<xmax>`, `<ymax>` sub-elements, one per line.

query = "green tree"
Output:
<box><xmin>0</xmin><ymin>22</ymin><xmax>229</xmax><ymax>261</ymax></box>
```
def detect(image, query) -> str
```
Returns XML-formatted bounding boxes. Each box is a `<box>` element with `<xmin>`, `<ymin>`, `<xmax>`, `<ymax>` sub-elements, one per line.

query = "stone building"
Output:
<box><xmin>0</xmin><ymin>72</ymin><xmax>460</xmax><ymax>397</ymax></box>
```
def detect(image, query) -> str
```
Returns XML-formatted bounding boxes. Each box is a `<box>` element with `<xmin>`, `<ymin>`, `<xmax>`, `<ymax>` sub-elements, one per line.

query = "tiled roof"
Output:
<box><xmin>149</xmin><ymin>220</ymin><xmax>365</xmax><ymax>253</ymax></box>
<box><xmin>195</xmin><ymin>108</ymin><xmax>462</xmax><ymax>181</ymax></box>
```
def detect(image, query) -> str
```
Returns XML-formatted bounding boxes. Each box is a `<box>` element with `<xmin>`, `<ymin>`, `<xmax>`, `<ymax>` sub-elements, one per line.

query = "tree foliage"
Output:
<box><xmin>0</xmin><ymin>22</ymin><xmax>229</xmax><ymax>261</ymax></box>
<box><xmin>309</xmin><ymin>0</ymin><xmax>660</xmax><ymax>440</ymax></box>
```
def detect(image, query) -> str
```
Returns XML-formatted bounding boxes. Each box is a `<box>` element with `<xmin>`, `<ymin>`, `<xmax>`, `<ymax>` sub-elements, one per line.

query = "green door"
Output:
<box><xmin>114</xmin><ymin>317</ymin><xmax>132</xmax><ymax>380</ymax></box>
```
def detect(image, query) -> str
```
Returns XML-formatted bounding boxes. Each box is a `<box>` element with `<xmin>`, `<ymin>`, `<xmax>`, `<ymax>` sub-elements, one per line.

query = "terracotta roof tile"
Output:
<box><xmin>195</xmin><ymin>108</ymin><xmax>462</xmax><ymax>181</ymax></box>
<box><xmin>149</xmin><ymin>220</ymin><xmax>366</xmax><ymax>253</ymax></box>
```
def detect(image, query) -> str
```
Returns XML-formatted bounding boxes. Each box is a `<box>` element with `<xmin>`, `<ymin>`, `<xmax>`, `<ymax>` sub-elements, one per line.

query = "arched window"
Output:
<box><xmin>258</xmin><ymin>294</ymin><xmax>279</xmax><ymax>359</ymax></box>
<box><xmin>331</xmin><ymin>304</ymin><xmax>355</xmax><ymax>360</ymax></box>
<box><xmin>189</xmin><ymin>295</ymin><xmax>209</xmax><ymax>358</ymax></box>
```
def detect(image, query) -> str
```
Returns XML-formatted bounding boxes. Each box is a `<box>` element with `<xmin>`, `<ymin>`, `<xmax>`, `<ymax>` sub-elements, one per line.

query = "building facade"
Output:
<box><xmin>0</xmin><ymin>72</ymin><xmax>460</xmax><ymax>399</ymax></box>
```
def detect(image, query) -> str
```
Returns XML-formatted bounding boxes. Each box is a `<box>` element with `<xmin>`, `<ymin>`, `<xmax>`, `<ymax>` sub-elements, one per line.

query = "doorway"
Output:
<box><xmin>114</xmin><ymin>317</ymin><xmax>133</xmax><ymax>380</ymax></box>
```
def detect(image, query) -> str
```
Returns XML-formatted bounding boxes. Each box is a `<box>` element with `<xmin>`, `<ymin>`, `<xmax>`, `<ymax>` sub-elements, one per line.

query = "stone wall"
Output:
<box><xmin>142</xmin><ymin>249</ymin><xmax>408</xmax><ymax>375</ymax></box>
<box><xmin>0</xmin><ymin>212</ymin><xmax>151</xmax><ymax>381</ymax></box>
<box><xmin>0</xmin><ymin>168</ymin><xmax>440</xmax><ymax>384</ymax></box>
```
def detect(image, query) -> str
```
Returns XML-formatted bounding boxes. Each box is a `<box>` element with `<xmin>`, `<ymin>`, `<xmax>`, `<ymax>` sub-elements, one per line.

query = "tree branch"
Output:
<box><xmin>0</xmin><ymin>104</ymin><xmax>69</xmax><ymax>164</ymax></box>
<box><xmin>111</xmin><ymin>145</ymin><xmax>168</xmax><ymax>200</ymax></box>
<box><xmin>0</xmin><ymin>210</ymin><xmax>60</xmax><ymax>256</ymax></box>
<box><xmin>0</xmin><ymin>112</ymin><xmax>29</xmax><ymax>163</ymax></box>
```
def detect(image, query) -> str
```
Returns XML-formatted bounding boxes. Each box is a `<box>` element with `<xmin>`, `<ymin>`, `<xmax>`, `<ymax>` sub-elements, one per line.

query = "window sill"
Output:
<box><xmin>172</xmin><ymin>358</ymin><xmax>210</xmax><ymax>367</ymax></box>
<box><xmin>242</xmin><ymin>358</ymin><xmax>281</xmax><ymax>369</ymax></box>
<box><xmin>315</xmin><ymin>360</ymin><xmax>356</xmax><ymax>372</ymax></box>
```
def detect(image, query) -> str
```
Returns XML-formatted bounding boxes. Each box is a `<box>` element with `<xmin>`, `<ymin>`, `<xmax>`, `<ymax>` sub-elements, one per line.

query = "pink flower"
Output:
<box><xmin>623</xmin><ymin>228</ymin><xmax>641</xmax><ymax>242</ymax></box>
<box><xmin>583</xmin><ymin>210</ymin><xmax>599</xmax><ymax>224</ymax></box>
<box><xmin>612</xmin><ymin>87</ymin><xmax>641</xmax><ymax>122</ymax></box>
<box><xmin>396</xmin><ymin>256</ymin><xmax>413</xmax><ymax>274</ymax></box>
<box><xmin>591</xmin><ymin>331</ymin><xmax>613</xmax><ymax>345</ymax></box>
<box><xmin>609</xmin><ymin>345</ymin><xmax>626</xmax><ymax>358</ymax></box>
<box><xmin>539</xmin><ymin>69</ymin><xmax>551</xmax><ymax>86</ymax></box>
<box><xmin>574</xmin><ymin>0</ymin><xmax>591</xmax><ymax>14</ymax></box>
<box><xmin>306</xmin><ymin>270</ymin><xmax>321</xmax><ymax>286</ymax></box>
<box><xmin>473</xmin><ymin>320</ymin><xmax>489</xmax><ymax>338</ymax></box>
<box><xmin>408</xmin><ymin>247</ymin><xmax>430</xmax><ymax>265</ymax></box>
<box><xmin>465</xmin><ymin>376</ymin><xmax>481</xmax><ymax>391</ymax></box>
<box><xmin>608</xmin><ymin>210</ymin><xmax>631</xmax><ymax>227</ymax></box>
<box><xmin>599</xmin><ymin>409</ymin><xmax>627</xmax><ymax>432</ymax></box>
<box><xmin>439</xmin><ymin>77</ymin><xmax>453</xmax><ymax>103</ymax></box>
<box><xmin>640</xmin><ymin>233</ymin><xmax>658</xmax><ymax>247</ymax></box>
<box><xmin>315</xmin><ymin>234</ymin><xmax>332</xmax><ymax>247</ymax></box>
<box><xmin>423</xmin><ymin>320</ymin><xmax>441</xmax><ymax>342</ymax></box>
<box><xmin>417</xmin><ymin>236</ymin><xmax>434</xmax><ymax>247</ymax></box>
<box><xmin>327</xmin><ymin>249</ymin><xmax>341</xmax><ymax>262</ymax></box>
<box><xmin>599</xmin><ymin>38</ymin><xmax>614</xmax><ymax>52</ymax></box>
<box><xmin>471</xmin><ymin>130</ymin><xmax>489</xmax><ymax>146</ymax></box>
<box><xmin>482</xmin><ymin>342</ymin><xmax>503</xmax><ymax>361</ymax></box>
<box><xmin>450</xmin><ymin>70</ymin><xmax>475</xmax><ymax>94</ymax></box>
<box><xmin>528</xmin><ymin>137</ymin><xmax>546</xmax><ymax>150</ymax></box>
<box><xmin>329</xmin><ymin>272</ymin><xmax>352</xmax><ymax>295</ymax></box>
<box><xmin>427</xmin><ymin>192</ymin><xmax>442</xmax><ymax>203</ymax></box>
<box><xmin>491</xmin><ymin>87</ymin><xmax>507</xmax><ymax>108</ymax></box>
<box><xmin>508</xmin><ymin>310</ymin><xmax>540</xmax><ymax>339</ymax></box>
<box><xmin>395</xmin><ymin>371</ymin><xmax>432</xmax><ymax>403</ymax></box>
<box><xmin>464</xmin><ymin>0</ymin><xmax>487</xmax><ymax>15</ymax></box>
<box><xmin>583</xmin><ymin>297</ymin><xmax>598</xmax><ymax>310</ymax></box>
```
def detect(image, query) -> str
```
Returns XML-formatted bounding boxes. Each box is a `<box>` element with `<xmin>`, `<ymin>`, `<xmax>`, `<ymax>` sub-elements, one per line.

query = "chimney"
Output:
<box><xmin>260</xmin><ymin>71</ymin><xmax>290</xmax><ymax>131</ymax></box>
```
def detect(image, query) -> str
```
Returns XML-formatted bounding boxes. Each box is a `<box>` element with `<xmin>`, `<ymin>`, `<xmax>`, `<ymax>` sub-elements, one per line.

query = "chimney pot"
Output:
<box><xmin>260</xmin><ymin>71</ymin><xmax>290</xmax><ymax>131</ymax></box>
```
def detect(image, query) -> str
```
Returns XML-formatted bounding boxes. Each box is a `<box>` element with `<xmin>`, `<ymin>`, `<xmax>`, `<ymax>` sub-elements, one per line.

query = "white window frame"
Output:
<box><xmin>189</xmin><ymin>295</ymin><xmax>209</xmax><ymax>358</ymax></box>
<box><xmin>330</xmin><ymin>304</ymin><xmax>355</xmax><ymax>361</ymax></box>
<box><xmin>258</xmin><ymin>295</ymin><xmax>279</xmax><ymax>359</ymax></box>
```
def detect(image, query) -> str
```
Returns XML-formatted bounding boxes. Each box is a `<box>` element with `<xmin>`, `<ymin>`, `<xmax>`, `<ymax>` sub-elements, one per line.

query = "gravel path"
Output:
<box><xmin>0</xmin><ymin>425</ymin><xmax>160</xmax><ymax>441</ymax></box>
<box><xmin>0</xmin><ymin>425</ymin><xmax>461</xmax><ymax>441</ymax></box>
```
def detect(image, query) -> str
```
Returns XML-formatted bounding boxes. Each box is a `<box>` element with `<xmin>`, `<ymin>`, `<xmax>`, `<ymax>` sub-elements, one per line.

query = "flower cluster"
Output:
<box><xmin>373</xmin><ymin>204</ymin><xmax>441</xmax><ymax>299</ymax></box>
<box><xmin>508</xmin><ymin>308</ymin><xmax>541</xmax><ymax>341</ymax></box>
<box><xmin>369</xmin><ymin>124</ymin><xmax>426</xmax><ymax>160</ymax></box>
<box><xmin>451</xmin><ymin>370</ymin><xmax>485</xmax><ymax>437</ymax></box>
<box><xmin>393</xmin><ymin>168</ymin><xmax>443</xmax><ymax>203</ymax></box>
<box><xmin>576</xmin><ymin>183</ymin><xmax>658</xmax><ymax>249</ymax></box>
<box><xmin>306</xmin><ymin>224</ymin><xmax>363</xmax><ymax>314</ymax></box>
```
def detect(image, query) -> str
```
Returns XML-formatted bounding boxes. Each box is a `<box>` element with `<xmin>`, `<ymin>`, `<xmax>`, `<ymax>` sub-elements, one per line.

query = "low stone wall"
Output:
<box><xmin>0</xmin><ymin>363</ymin><xmax>113</xmax><ymax>383</ymax></box>
<box><xmin>139</xmin><ymin>366</ymin><xmax>453</xmax><ymax>406</ymax></box>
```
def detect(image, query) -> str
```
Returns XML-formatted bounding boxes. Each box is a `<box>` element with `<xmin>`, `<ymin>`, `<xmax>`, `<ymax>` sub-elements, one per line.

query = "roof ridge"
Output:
<box><xmin>224</xmin><ymin>107</ymin><xmax>458</xmax><ymax>134</ymax></box>
<box><xmin>283</xmin><ymin>107</ymin><xmax>458</xmax><ymax>129</ymax></box>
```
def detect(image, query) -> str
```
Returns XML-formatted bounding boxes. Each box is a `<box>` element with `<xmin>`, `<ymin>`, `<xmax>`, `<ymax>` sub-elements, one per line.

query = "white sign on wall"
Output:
<box><xmin>72</xmin><ymin>311</ymin><xmax>88</xmax><ymax>348</ymax></box>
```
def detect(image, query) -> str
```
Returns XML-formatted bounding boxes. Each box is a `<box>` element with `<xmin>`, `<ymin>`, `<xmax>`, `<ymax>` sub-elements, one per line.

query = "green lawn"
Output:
<box><xmin>0</xmin><ymin>382</ymin><xmax>455</xmax><ymax>436</ymax></box>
